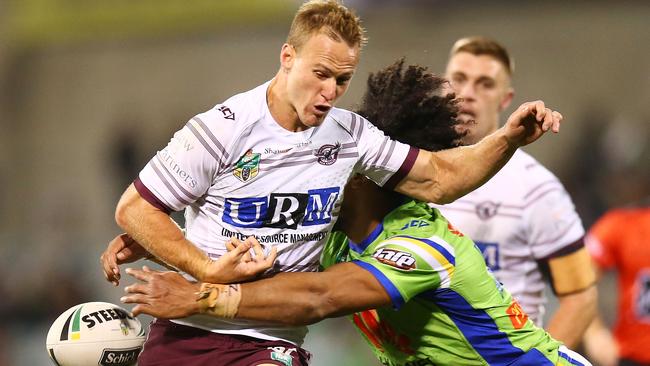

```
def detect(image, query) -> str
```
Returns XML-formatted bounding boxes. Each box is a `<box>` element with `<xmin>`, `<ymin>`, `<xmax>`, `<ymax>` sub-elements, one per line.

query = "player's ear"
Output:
<box><xmin>280</xmin><ymin>43</ymin><xmax>296</xmax><ymax>72</ymax></box>
<box><xmin>498</xmin><ymin>87</ymin><xmax>514</xmax><ymax>112</ymax></box>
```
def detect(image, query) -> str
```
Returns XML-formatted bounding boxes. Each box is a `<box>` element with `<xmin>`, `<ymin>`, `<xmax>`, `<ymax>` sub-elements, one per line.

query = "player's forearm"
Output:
<box><xmin>237</xmin><ymin>272</ymin><xmax>334</xmax><ymax>326</ymax></box>
<box><xmin>409</xmin><ymin>129</ymin><xmax>516</xmax><ymax>204</ymax></box>
<box><xmin>546</xmin><ymin>286</ymin><xmax>597</xmax><ymax>348</ymax></box>
<box><xmin>115</xmin><ymin>184</ymin><xmax>212</xmax><ymax>280</ymax></box>
<box><xmin>123</xmin><ymin>270</ymin><xmax>331</xmax><ymax>323</ymax></box>
<box><xmin>237</xmin><ymin>264</ymin><xmax>390</xmax><ymax>326</ymax></box>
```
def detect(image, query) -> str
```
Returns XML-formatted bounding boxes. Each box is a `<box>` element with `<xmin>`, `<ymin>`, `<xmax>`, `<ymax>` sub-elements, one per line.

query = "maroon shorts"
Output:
<box><xmin>137</xmin><ymin>319</ymin><xmax>311</xmax><ymax>366</ymax></box>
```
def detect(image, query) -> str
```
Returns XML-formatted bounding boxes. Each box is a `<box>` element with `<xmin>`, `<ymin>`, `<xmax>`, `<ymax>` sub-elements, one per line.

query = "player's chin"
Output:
<box><xmin>456</xmin><ymin>127</ymin><xmax>478</xmax><ymax>146</ymax></box>
<box><xmin>302</xmin><ymin>113</ymin><xmax>327</xmax><ymax>128</ymax></box>
<box><xmin>455</xmin><ymin>123</ymin><xmax>473</xmax><ymax>136</ymax></box>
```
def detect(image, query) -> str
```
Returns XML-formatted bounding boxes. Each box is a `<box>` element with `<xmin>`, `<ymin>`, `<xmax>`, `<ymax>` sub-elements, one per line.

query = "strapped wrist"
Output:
<box><xmin>196</xmin><ymin>283</ymin><xmax>241</xmax><ymax>318</ymax></box>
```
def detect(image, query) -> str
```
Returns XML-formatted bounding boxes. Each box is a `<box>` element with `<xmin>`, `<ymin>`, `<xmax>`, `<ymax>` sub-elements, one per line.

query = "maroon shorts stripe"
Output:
<box><xmin>138</xmin><ymin>319</ymin><xmax>312</xmax><ymax>366</ymax></box>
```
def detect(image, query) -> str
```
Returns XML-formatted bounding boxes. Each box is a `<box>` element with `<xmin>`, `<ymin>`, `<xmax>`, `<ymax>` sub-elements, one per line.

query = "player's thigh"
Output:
<box><xmin>137</xmin><ymin>319</ymin><xmax>311</xmax><ymax>366</ymax></box>
<box><xmin>244</xmin><ymin>344</ymin><xmax>311</xmax><ymax>366</ymax></box>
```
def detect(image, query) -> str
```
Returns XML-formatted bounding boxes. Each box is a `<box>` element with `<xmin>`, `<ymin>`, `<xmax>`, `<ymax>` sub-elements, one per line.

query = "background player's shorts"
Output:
<box><xmin>138</xmin><ymin>319</ymin><xmax>312</xmax><ymax>366</ymax></box>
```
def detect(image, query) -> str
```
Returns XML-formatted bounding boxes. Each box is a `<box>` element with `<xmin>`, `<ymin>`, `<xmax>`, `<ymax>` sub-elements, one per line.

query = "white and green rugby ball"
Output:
<box><xmin>46</xmin><ymin>302</ymin><xmax>145</xmax><ymax>366</ymax></box>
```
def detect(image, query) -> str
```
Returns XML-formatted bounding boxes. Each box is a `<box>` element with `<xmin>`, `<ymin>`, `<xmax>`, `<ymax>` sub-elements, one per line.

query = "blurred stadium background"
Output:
<box><xmin>0</xmin><ymin>0</ymin><xmax>648</xmax><ymax>364</ymax></box>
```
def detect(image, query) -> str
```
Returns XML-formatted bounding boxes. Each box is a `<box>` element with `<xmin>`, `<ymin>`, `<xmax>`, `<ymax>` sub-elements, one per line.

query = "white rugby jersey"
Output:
<box><xmin>432</xmin><ymin>150</ymin><xmax>584</xmax><ymax>325</ymax></box>
<box><xmin>136</xmin><ymin>81</ymin><xmax>417</xmax><ymax>344</ymax></box>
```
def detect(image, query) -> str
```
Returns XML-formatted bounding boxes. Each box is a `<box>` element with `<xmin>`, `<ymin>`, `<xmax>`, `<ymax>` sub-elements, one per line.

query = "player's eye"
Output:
<box><xmin>314</xmin><ymin>70</ymin><xmax>327</xmax><ymax>79</ymax></box>
<box><xmin>336</xmin><ymin>77</ymin><xmax>350</xmax><ymax>86</ymax></box>
<box><xmin>479</xmin><ymin>79</ymin><xmax>495</xmax><ymax>89</ymax></box>
<box><xmin>451</xmin><ymin>75</ymin><xmax>465</xmax><ymax>87</ymax></box>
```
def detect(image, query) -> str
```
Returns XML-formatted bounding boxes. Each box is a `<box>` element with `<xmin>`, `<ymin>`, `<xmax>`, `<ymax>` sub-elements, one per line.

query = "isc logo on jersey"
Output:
<box><xmin>373</xmin><ymin>248</ymin><xmax>417</xmax><ymax>271</ymax></box>
<box><xmin>223</xmin><ymin>187</ymin><xmax>340</xmax><ymax>229</ymax></box>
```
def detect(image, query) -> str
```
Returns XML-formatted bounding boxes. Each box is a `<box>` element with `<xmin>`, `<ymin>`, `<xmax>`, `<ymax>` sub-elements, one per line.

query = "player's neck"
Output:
<box><xmin>267</xmin><ymin>75</ymin><xmax>307</xmax><ymax>132</ymax></box>
<box><xmin>344</xmin><ymin>216</ymin><xmax>383</xmax><ymax>244</ymax></box>
<box><xmin>342</xmin><ymin>186</ymin><xmax>398</xmax><ymax>243</ymax></box>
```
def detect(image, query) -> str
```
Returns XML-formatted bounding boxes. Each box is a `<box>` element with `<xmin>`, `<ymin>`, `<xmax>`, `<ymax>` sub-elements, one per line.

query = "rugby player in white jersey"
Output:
<box><xmin>100</xmin><ymin>3</ymin><xmax>564</xmax><ymax>365</ymax></box>
<box><xmin>431</xmin><ymin>36</ymin><xmax>596</xmax><ymax>348</ymax></box>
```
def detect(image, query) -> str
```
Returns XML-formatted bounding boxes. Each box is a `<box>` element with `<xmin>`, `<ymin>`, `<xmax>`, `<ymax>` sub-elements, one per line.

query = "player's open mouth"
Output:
<box><xmin>458</xmin><ymin>108</ymin><xmax>475</xmax><ymax>123</ymax></box>
<box><xmin>314</xmin><ymin>105</ymin><xmax>331</xmax><ymax>115</ymax></box>
<box><xmin>459</xmin><ymin>113</ymin><xmax>474</xmax><ymax>121</ymax></box>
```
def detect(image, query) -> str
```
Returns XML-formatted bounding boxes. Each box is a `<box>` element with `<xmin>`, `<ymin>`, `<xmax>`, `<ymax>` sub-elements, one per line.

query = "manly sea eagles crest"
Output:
<box><xmin>315</xmin><ymin>142</ymin><xmax>341</xmax><ymax>166</ymax></box>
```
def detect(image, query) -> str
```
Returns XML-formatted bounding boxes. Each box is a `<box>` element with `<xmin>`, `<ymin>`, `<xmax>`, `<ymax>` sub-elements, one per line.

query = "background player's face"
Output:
<box><xmin>283</xmin><ymin>32</ymin><xmax>359</xmax><ymax>127</ymax></box>
<box><xmin>445</xmin><ymin>52</ymin><xmax>513</xmax><ymax>145</ymax></box>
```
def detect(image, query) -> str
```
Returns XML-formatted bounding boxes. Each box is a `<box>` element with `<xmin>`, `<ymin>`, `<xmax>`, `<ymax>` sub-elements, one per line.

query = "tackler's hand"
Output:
<box><xmin>200</xmin><ymin>236</ymin><xmax>277</xmax><ymax>284</ymax></box>
<box><xmin>122</xmin><ymin>266</ymin><xmax>200</xmax><ymax>318</ymax></box>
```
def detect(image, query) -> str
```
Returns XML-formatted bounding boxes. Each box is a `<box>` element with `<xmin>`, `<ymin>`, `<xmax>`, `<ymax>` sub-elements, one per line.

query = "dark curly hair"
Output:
<box><xmin>354</xmin><ymin>59</ymin><xmax>464</xmax><ymax>152</ymax></box>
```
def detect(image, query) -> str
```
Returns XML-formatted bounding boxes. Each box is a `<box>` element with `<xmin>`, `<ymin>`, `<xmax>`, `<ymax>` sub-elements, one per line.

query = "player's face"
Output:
<box><xmin>283</xmin><ymin>32</ymin><xmax>359</xmax><ymax>128</ymax></box>
<box><xmin>445</xmin><ymin>52</ymin><xmax>513</xmax><ymax>145</ymax></box>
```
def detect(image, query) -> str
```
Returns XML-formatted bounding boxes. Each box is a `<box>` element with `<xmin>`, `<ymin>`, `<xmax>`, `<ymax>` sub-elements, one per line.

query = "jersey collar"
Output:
<box><xmin>348</xmin><ymin>222</ymin><xmax>384</xmax><ymax>254</ymax></box>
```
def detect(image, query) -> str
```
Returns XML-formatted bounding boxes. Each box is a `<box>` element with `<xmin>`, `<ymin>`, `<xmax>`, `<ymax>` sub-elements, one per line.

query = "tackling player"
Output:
<box><xmin>431</xmin><ymin>36</ymin><xmax>596</xmax><ymax>348</ymax></box>
<box><xmin>120</xmin><ymin>61</ymin><xmax>591</xmax><ymax>366</ymax></box>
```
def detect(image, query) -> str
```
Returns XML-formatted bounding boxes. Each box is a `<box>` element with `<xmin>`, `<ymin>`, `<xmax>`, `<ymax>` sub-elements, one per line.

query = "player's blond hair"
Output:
<box><xmin>450</xmin><ymin>36</ymin><xmax>515</xmax><ymax>76</ymax></box>
<box><xmin>287</xmin><ymin>0</ymin><xmax>367</xmax><ymax>51</ymax></box>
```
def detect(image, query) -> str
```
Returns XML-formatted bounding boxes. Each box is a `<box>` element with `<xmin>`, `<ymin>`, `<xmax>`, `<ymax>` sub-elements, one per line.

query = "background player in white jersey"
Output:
<box><xmin>431</xmin><ymin>36</ymin><xmax>596</xmax><ymax>348</ymax></box>
<box><xmin>100</xmin><ymin>2</ymin><xmax>564</xmax><ymax>364</ymax></box>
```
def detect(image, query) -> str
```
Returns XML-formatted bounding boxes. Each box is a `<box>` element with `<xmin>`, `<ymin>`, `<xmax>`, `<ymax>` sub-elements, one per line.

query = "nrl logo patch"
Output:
<box><xmin>233</xmin><ymin>149</ymin><xmax>261</xmax><ymax>182</ymax></box>
<box><xmin>315</xmin><ymin>142</ymin><xmax>341</xmax><ymax>165</ymax></box>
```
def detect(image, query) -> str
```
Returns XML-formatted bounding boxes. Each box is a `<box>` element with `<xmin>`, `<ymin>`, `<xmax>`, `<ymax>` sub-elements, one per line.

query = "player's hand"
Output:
<box><xmin>201</xmin><ymin>236</ymin><xmax>277</xmax><ymax>283</ymax></box>
<box><xmin>121</xmin><ymin>266</ymin><xmax>200</xmax><ymax>318</ymax></box>
<box><xmin>100</xmin><ymin>233</ymin><xmax>150</xmax><ymax>286</ymax></box>
<box><xmin>584</xmin><ymin>334</ymin><xmax>618</xmax><ymax>366</ymax></box>
<box><xmin>503</xmin><ymin>100</ymin><xmax>563</xmax><ymax>147</ymax></box>
<box><xmin>583</xmin><ymin>319</ymin><xmax>619</xmax><ymax>366</ymax></box>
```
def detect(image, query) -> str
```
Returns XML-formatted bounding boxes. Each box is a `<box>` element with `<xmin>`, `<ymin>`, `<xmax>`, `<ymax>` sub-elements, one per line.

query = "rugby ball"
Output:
<box><xmin>46</xmin><ymin>302</ymin><xmax>145</xmax><ymax>366</ymax></box>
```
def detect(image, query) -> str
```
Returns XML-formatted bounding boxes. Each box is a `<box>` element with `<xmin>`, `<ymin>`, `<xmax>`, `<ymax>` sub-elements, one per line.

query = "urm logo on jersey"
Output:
<box><xmin>223</xmin><ymin>187</ymin><xmax>340</xmax><ymax>229</ymax></box>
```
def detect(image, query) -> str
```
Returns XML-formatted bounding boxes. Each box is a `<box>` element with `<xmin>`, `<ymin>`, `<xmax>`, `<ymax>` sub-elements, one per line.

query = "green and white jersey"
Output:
<box><xmin>321</xmin><ymin>200</ymin><xmax>589</xmax><ymax>366</ymax></box>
